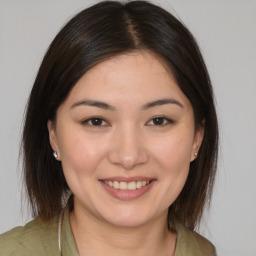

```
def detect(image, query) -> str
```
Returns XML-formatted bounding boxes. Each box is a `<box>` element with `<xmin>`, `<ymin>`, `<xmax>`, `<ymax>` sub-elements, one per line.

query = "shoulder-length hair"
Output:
<box><xmin>22</xmin><ymin>0</ymin><xmax>218</xmax><ymax>231</ymax></box>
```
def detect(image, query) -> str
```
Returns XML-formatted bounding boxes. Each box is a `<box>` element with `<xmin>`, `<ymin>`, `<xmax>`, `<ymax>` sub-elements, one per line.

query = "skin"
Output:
<box><xmin>48</xmin><ymin>50</ymin><xmax>204</xmax><ymax>256</ymax></box>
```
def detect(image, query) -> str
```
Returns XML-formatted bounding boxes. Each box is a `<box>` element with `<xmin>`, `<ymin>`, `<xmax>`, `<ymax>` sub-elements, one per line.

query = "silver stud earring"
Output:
<box><xmin>194</xmin><ymin>152</ymin><xmax>198</xmax><ymax>156</ymax></box>
<box><xmin>53</xmin><ymin>151</ymin><xmax>58</xmax><ymax>159</ymax></box>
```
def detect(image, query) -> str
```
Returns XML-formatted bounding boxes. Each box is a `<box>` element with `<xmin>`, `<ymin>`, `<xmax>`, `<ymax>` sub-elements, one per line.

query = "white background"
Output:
<box><xmin>0</xmin><ymin>1</ymin><xmax>255</xmax><ymax>255</ymax></box>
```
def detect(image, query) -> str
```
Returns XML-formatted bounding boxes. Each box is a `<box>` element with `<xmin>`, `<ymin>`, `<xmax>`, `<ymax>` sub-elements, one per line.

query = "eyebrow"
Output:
<box><xmin>70</xmin><ymin>98</ymin><xmax>184</xmax><ymax>110</ymax></box>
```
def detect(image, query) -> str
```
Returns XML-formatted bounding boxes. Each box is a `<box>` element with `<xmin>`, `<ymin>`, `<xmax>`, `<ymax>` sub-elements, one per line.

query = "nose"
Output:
<box><xmin>108</xmin><ymin>124</ymin><xmax>149</xmax><ymax>170</ymax></box>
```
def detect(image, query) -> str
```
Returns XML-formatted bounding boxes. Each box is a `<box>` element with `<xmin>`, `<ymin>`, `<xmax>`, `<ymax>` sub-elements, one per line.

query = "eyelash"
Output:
<box><xmin>81</xmin><ymin>116</ymin><xmax>174</xmax><ymax>128</ymax></box>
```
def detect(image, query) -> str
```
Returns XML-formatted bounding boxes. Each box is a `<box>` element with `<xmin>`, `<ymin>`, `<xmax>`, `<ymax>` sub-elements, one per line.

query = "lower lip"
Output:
<box><xmin>100</xmin><ymin>180</ymin><xmax>156</xmax><ymax>200</ymax></box>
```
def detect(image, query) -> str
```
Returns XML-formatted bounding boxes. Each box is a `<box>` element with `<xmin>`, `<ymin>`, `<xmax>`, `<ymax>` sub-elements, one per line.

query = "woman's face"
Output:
<box><xmin>48</xmin><ymin>51</ymin><xmax>203</xmax><ymax>227</ymax></box>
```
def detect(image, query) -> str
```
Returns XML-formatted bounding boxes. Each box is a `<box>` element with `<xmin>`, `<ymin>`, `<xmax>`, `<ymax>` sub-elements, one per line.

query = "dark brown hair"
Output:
<box><xmin>22</xmin><ymin>0</ymin><xmax>218</xmax><ymax>231</ymax></box>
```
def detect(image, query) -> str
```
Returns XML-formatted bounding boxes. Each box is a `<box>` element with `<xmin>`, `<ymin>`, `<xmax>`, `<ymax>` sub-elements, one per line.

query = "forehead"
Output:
<box><xmin>63</xmin><ymin>50</ymin><xmax>191</xmax><ymax>109</ymax></box>
<box><xmin>90</xmin><ymin>50</ymin><xmax>171</xmax><ymax>74</ymax></box>
<box><xmin>83</xmin><ymin>51</ymin><xmax>172</xmax><ymax>86</ymax></box>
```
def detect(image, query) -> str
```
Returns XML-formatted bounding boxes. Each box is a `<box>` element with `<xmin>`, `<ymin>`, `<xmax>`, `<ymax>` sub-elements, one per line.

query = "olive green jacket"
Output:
<box><xmin>0</xmin><ymin>210</ymin><xmax>216</xmax><ymax>256</ymax></box>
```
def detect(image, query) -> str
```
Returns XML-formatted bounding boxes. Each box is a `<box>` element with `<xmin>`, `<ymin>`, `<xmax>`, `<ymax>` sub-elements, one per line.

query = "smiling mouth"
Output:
<box><xmin>99</xmin><ymin>178</ymin><xmax>156</xmax><ymax>200</ymax></box>
<box><xmin>102</xmin><ymin>180</ymin><xmax>150</xmax><ymax>191</ymax></box>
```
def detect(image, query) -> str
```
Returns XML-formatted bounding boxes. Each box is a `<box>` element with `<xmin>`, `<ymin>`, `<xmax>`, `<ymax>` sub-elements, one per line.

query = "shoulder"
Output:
<box><xmin>0</xmin><ymin>216</ymin><xmax>58</xmax><ymax>256</ymax></box>
<box><xmin>175</xmin><ymin>224</ymin><xmax>216</xmax><ymax>256</ymax></box>
<box><xmin>0</xmin><ymin>219</ymin><xmax>42</xmax><ymax>256</ymax></box>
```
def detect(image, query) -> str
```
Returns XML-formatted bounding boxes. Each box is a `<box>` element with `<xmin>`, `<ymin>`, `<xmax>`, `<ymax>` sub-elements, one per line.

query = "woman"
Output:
<box><xmin>0</xmin><ymin>1</ymin><xmax>218</xmax><ymax>255</ymax></box>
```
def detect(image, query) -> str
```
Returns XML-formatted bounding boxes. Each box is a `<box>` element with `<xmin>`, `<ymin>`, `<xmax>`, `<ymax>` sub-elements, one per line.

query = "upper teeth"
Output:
<box><xmin>103</xmin><ymin>180</ymin><xmax>150</xmax><ymax>190</ymax></box>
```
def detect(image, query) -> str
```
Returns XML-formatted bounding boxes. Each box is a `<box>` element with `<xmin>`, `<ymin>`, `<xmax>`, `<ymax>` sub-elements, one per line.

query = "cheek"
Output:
<box><xmin>58</xmin><ymin>130</ymin><xmax>106</xmax><ymax>177</ymax></box>
<box><xmin>151</xmin><ymin>130</ymin><xmax>194</xmax><ymax>172</ymax></box>
<box><xmin>149</xmin><ymin>133</ymin><xmax>193</xmax><ymax>206</ymax></box>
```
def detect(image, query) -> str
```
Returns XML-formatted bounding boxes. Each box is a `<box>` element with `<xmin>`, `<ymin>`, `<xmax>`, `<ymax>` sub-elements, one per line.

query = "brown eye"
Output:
<box><xmin>90</xmin><ymin>118</ymin><xmax>103</xmax><ymax>126</ymax></box>
<box><xmin>153</xmin><ymin>117</ymin><xmax>165</xmax><ymax>125</ymax></box>
<box><xmin>82</xmin><ymin>117</ymin><xmax>108</xmax><ymax>127</ymax></box>
<box><xmin>147</xmin><ymin>117</ymin><xmax>174</xmax><ymax>126</ymax></box>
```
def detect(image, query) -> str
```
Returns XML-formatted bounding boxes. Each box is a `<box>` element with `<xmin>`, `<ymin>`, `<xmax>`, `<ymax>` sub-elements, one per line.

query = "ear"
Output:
<box><xmin>47</xmin><ymin>120</ymin><xmax>61</xmax><ymax>160</ymax></box>
<box><xmin>190</xmin><ymin>120</ymin><xmax>205</xmax><ymax>162</ymax></box>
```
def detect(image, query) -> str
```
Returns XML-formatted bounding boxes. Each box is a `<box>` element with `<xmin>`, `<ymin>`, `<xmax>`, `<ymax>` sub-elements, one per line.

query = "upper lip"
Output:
<box><xmin>99</xmin><ymin>176</ymin><xmax>156</xmax><ymax>182</ymax></box>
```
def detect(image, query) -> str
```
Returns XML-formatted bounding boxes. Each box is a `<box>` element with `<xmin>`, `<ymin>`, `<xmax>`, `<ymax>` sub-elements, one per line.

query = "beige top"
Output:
<box><xmin>0</xmin><ymin>209</ymin><xmax>216</xmax><ymax>256</ymax></box>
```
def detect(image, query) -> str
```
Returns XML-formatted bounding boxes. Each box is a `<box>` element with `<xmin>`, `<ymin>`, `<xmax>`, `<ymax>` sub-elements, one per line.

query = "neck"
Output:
<box><xmin>69</xmin><ymin>203</ymin><xmax>176</xmax><ymax>256</ymax></box>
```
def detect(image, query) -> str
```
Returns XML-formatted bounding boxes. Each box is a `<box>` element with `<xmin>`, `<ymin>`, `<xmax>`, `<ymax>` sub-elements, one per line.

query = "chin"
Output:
<box><xmin>98</xmin><ymin>206</ymin><xmax>160</xmax><ymax>228</ymax></box>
